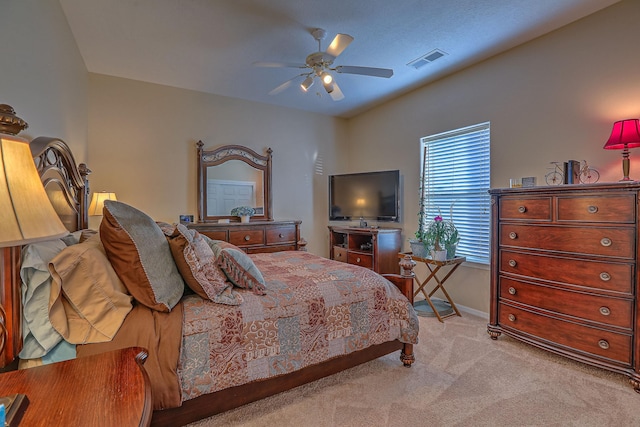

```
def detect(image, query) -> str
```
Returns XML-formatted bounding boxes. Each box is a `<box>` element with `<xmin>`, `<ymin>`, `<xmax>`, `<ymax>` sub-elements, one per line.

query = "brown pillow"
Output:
<box><xmin>168</xmin><ymin>224</ymin><xmax>243</xmax><ymax>306</ymax></box>
<box><xmin>100</xmin><ymin>201</ymin><xmax>184</xmax><ymax>312</ymax></box>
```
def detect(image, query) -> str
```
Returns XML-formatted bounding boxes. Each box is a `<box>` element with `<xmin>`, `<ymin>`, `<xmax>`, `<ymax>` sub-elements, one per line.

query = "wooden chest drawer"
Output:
<box><xmin>266</xmin><ymin>226</ymin><xmax>296</xmax><ymax>244</ymax></box>
<box><xmin>499</xmin><ymin>303</ymin><xmax>632</xmax><ymax>365</ymax></box>
<box><xmin>199</xmin><ymin>230</ymin><xmax>227</xmax><ymax>241</ymax></box>
<box><xmin>499</xmin><ymin>277</ymin><xmax>633</xmax><ymax>329</ymax></box>
<box><xmin>557</xmin><ymin>194</ymin><xmax>635</xmax><ymax>223</ymax></box>
<box><xmin>333</xmin><ymin>246</ymin><xmax>347</xmax><ymax>262</ymax></box>
<box><xmin>499</xmin><ymin>250</ymin><xmax>633</xmax><ymax>294</ymax></box>
<box><xmin>229</xmin><ymin>229</ymin><xmax>265</xmax><ymax>247</ymax></box>
<box><xmin>500</xmin><ymin>224</ymin><xmax>635</xmax><ymax>258</ymax></box>
<box><xmin>348</xmin><ymin>252</ymin><xmax>373</xmax><ymax>269</ymax></box>
<box><xmin>499</xmin><ymin>197</ymin><xmax>551</xmax><ymax>221</ymax></box>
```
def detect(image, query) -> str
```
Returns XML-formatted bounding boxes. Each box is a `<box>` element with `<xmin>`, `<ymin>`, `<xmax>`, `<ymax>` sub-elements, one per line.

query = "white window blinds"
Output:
<box><xmin>420</xmin><ymin>122</ymin><xmax>491</xmax><ymax>264</ymax></box>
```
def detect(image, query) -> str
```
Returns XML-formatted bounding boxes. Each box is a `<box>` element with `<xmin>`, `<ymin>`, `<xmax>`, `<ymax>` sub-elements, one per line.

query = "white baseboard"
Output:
<box><xmin>457</xmin><ymin>303</ymin><xmax>489</xmax><ymax>320</ymax></box>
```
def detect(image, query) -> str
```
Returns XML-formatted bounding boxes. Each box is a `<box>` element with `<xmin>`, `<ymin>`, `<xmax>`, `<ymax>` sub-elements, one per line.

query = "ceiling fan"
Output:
<box><xmin>254</xmin><ymin>28</ymin><xmax>393</xmax><ymax>101</ymax></box>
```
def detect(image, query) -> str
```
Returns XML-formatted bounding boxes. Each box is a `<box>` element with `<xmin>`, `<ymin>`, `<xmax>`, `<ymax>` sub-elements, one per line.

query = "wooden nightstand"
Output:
<box><xmin>0</xmin><ymin>347</ymin><xmax>152</xmax><ymax>426</ymax></box>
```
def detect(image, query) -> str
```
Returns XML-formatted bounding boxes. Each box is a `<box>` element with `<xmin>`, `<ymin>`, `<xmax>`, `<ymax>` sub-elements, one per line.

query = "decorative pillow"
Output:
<box><xmin>168</xmin><ymin>224</ymin><xmax>243</xmax><ymax>306</ymax></box>
<box><xmin>48</xmin><ymin>233</ymin><xmax>133</xmax><ymax>343</ymax></box>
<box><xmin>156</xmin><ymin>221</ymin><xmax>176</xmax><ymax>237</ymax></box>
<box><xmin>206</xmin><ymin>239</ymin><xmax>266</xmax><ymax>295</ymax></box>
<box><xmin>100</xmin><ymin>200</ymin><xmax>184</xmax><ymax>312</ymax></box>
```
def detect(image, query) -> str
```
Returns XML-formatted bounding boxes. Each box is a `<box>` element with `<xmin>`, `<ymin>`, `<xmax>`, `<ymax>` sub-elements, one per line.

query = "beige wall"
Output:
<box><xmin>87</xmin><ymin>74</ymin><xmax>347</xmax><ymax>255</ymax></box>
<box><xmin>345</xmin><ymin>0</ymin><xmax>640</xmax><ymax>315</ymax></box>
<box><xmin>0</xmin><ymin>0</ymin><xmax>88</xmax><ymax>160</ymax></box>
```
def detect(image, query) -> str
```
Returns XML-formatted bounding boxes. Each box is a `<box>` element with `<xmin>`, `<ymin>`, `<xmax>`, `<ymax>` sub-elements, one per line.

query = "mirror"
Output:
<box><xmin>197</xmin><ymin>142</ymin><xmax>273</xmax><ymax>222</ymax></box>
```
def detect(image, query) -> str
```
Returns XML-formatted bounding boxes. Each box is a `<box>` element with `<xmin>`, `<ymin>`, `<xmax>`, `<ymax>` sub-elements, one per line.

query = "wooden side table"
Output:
<box><xmin>399</xmin><ymin>252</ymin><xmax>466</xmax><ymax>322</ymax></box>
<box><xmin>0</xmin><ymin>347</ymin><xmax>152</xmax><ymax>426</ymax></box>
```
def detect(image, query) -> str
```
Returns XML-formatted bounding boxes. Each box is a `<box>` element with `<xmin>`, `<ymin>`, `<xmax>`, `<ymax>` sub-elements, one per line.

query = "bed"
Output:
<box><xmin>5</xmin><ymin>137</ymin><xmax>419</xmax><ymax>426</ymax></box>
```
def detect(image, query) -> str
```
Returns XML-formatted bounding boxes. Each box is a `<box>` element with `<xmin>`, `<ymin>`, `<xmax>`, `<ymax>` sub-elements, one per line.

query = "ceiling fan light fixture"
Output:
<box><xmin>323</xmin><ymin>80</ymin><xmax>335</xmax><ymax>94</ymax></box>
<box><xmin>300</xmin><ymin>76</ymin><xmax>314</xmax><ymax>91</ymax></box>
<box><xmin>320</xmin><ymin>72</ymin><xmax>333</xmax><ymax>85</ymax></box>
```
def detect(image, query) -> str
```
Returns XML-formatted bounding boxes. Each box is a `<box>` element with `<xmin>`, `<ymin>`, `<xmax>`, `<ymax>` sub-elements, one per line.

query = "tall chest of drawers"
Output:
<box><xmin>488</xmin><ymin>183</ymin><xmax>640</xmax><ymax>391</ymax></box>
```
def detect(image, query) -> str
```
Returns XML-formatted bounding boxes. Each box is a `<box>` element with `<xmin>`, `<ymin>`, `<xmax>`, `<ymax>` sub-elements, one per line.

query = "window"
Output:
<box><xmin>420</xmin><ymin>122</ymin><xmax>491</xmax><ymax>264</ymax></box>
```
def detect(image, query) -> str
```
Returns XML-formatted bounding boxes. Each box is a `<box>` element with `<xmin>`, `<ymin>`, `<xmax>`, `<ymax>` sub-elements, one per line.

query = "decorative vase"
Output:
<box><xmin>409</xmin><ymin>239</ymin><xmax>428</xmax><ymax>258</ymax></box>
<box><xmin>431</xmin><ymin>249</ymin><xmax>447</xmax><ymax>261</ymax></box>
<box><xmin>240</xmin><ymin>215</ymin><xmax>251</xmax><ymax>223</ymax></box>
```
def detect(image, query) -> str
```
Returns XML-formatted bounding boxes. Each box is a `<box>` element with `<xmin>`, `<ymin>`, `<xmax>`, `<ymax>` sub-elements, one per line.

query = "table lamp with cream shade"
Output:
<box><xmin>0</xmin><ymin>104</ymin><xmax>69</xmax><ymax>368</ymax></box>
<box><xmin>88</xmin><ymin>191</ymin><xmax>117</xmax><ymax>228</ymax></box>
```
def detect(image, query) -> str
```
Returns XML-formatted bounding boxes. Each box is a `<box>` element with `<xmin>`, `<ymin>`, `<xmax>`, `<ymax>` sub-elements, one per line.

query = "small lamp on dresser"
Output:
<box><xmin>0</xmin><ymin>104</ymin><xmax>68</xmax><ymax>368</ymax></box>
<box><xmin>603</xmin><ymin>119</ymin><xmax>640</xmax><ymax>181</ymax></box>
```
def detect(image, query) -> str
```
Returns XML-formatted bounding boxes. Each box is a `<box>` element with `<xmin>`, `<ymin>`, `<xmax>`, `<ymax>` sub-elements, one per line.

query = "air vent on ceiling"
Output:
<box><xmin>407</xmin><ymin>49</ymin><xmax>447</xmax><ymax>70</ymax></box>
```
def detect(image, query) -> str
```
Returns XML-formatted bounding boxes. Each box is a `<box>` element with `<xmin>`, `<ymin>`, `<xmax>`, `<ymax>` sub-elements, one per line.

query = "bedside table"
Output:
<box><xmin>0</xmin><ymin>347</ymin><xmax>152</xmax><ymax>426</ymax></box>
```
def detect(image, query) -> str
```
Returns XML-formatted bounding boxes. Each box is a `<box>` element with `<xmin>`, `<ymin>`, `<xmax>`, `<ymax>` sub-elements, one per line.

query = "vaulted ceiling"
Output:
<box><xmin>59</xmin><ymin>0</ymin><xmax>620</xmax><ymax>118</ymax></box>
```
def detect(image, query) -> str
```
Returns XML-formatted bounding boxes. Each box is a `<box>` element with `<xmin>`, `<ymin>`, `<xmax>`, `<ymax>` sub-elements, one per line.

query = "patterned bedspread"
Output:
<box><xmin>178</xmin><ymin>251</ymin><xmax>419</xmax><ymax>402</ymax></box>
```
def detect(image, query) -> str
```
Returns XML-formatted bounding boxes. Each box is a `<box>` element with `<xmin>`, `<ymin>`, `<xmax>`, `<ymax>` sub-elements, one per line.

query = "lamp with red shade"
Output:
<box><xmin>603</xmin><ymin>119</ymin><xmax>640</xmax><ymax>181</ymax></box>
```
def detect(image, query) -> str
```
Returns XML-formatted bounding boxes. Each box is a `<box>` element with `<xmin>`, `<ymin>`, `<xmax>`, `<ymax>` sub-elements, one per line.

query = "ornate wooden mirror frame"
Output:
<box><xmin>197</xmin><ymin>141</ymin><xmax>273</xmax><ymax>222</ymax></box>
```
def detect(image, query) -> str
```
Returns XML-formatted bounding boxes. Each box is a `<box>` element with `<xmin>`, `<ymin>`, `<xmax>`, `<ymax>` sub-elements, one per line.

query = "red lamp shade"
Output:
<box><xmin>603</xmin><ymin>119</ymin><xmax>640</xmax><ymax>181</ymax></box>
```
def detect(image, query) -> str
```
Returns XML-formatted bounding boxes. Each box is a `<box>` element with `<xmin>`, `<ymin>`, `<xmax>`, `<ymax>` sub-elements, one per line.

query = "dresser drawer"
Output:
<box><xmin>266</xmin><ymin>226</ymin><xmax>296</xmax><ymax>244</ymax></box>
<box><xmin>229</xmin><ymin>229</ymin><xmax>265</xmax><ymax>247</ymax></box>
<box><xmin>333</xmin><ymin>246</ymin><xmax>347</xmax><ymax>262</ymax></box>
<box><xmin>499</xmin><ymin>197</ymin><xmax>551</xmax><ymax>221</ymax></box>
<box><xmin>499</xmin><ymin>303</ymin><xmax>632</xmax><ymax>365</ymax></box>
<box><xmin>348</xmin><ymin>252</ymin><xmax>373</xmax><ymax>269</ymax></box>
<box><xmin>199</xmin><ymin>230</ymin><xmax>228</xmax><ymax>241</ymax></box>
<box><xmin>557</xmin><ymin>194</ymin><xmax>635</xmax><ymax>223</ymax></box>
<box><xmin>499</xmin><ymin>250</ymin><xmax>633</xmax><ymax>294</ymax></box>
<box><xmin>499</xmin><ymin>277</ymin><xmax>633</xmax><ymax>329</ymax></box>
<box><xmin>500</xmin><ymin>224</ymin><xmax>635</xmax><ymax>258</ymax></box>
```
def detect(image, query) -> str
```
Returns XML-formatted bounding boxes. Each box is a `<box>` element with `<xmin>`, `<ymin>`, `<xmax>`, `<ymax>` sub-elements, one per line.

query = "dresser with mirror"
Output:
<box><xmin>187</xmin><ymin>141</ymin><xmax>304</xmax><ymax>253</ymax></box>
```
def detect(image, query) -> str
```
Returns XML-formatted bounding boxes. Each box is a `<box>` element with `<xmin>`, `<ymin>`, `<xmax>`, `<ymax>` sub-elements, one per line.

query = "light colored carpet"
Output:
<box><xmin>187</xmin><ymin>313</ymin><xmax>639</xmax><ymax>426</ymax></box>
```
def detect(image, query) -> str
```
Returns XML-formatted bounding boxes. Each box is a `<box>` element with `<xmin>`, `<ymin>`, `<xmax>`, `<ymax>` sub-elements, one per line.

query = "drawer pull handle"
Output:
<box><xmin>600</xmin><ymin>237</ymin><xmax>612</xmax><ymax>247</ymax></box>
<box><xmin>509</xmin><ymin>232</ymin><xmax>518</xmax><ymax>240</ymax></box>
<box><xmin>279</xmin><ymin>233</ymin><xmax>284</xmax><ymax>238</ymax></box>
<box><xmin>518</xmin><ymin>206</ymin><xmax>527</xmax><ymax>213</ymax></box>
<box><xmin>508</xmin><ymin>314</ymin><xmax>516</xmax><ymax>322</ymax></box>
<box><xmin>587</xmin><ymin>205</ymin><xmax>598</xmax><ymax>214</ymax></box>
<box><xmin>599</xmin><ymin>306</ymin><xmax>611</xmax><ymax>316</ymax></box>
<box><xmin>244</xmin><ymin>235</ymin><xmax>251</xmax><ymax>241</ymax></box>
<box><xmin>508</xmin><ymin>259</ymin><xmax>517</xmax><ymax>268</ymax></box>
<box><xmin>599</xmin><ymin>272</ymin><xmax>611</xmax><ymax>281</ymax></box>
<box><xmin>508</xmin><ymin>287</ymin><xmax>517</xmax><ymax>295</ymax></box>
<box><xmin>356</xmin><ymin>257</ymin><xmax>361</xmax><ymax>263</ymax></box>
<box><xmin>598</xmin><ymin>339</ymin><xmax>609</xmax><ymax>350</ymax></box>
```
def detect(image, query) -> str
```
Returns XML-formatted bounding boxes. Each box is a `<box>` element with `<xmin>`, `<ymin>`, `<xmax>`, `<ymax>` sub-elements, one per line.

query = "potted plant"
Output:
<box><xmin>230</xmin><ymin>206</ymin><xmax>255</xmax><ymax>223</ymax></box>
<box><xmin>423</xmin><ymin>214</ymin><xmax>460</xmax><ymax>260</ymax></box>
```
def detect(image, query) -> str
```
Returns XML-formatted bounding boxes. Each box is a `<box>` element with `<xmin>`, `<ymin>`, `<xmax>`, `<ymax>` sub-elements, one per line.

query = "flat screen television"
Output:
<box><xmin>329</xmin><ymin>170</ymin><xmax>400</xmax><ymax>222</ymax></box>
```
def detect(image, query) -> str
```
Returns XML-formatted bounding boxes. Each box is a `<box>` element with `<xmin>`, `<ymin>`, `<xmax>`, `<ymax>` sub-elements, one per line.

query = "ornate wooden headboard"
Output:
<box><xmin>0</xmin><ymin>137</ymin><xmax>90</xmax><ymax>369</ymax></box>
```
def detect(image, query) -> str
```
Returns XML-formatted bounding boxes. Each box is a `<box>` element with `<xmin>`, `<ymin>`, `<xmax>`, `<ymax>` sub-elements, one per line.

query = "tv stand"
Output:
<box><xmin>328</xmin><ymin>226</ymin><xmax>402</xmax><ymax>274</ymax></box>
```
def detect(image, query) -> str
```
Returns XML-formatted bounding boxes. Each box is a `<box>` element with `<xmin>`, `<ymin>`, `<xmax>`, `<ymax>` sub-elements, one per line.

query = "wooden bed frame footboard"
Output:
<box><xmin>152</xmin><ymin>262</ymin><xmax>416</xmax><ymax>426</ymax></box>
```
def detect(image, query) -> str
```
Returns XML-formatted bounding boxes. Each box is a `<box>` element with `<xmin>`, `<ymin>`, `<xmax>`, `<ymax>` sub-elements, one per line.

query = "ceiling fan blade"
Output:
<box><xmin>268</xmin><ymin>75</ymin><xmax>301</xmax><ymax>95</ymax></box>
<box><xmin>253</xmin><ymin>61</ymin><xmax>307</xmax><ymax>69</ymax></box>
<box><xmin>327</xmin><ymin>81</ymin><xmax>345</xmax><ymax>101</ymax></box>
<box><xmin>335</xmin><ymin>65</ymin><xmax>393</xmax><ymax>78</ymax></box>
<box><xmin>326</xmin><ymin>34</ymin><xmax>354</xmax><ymax>58</ymax></box>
